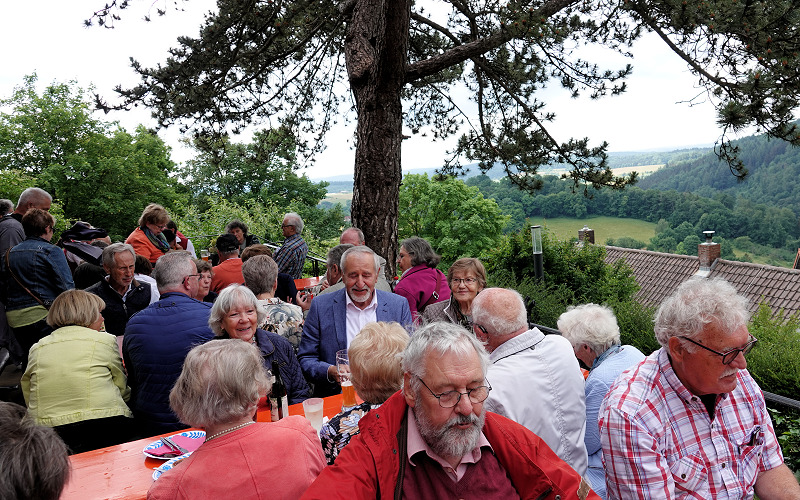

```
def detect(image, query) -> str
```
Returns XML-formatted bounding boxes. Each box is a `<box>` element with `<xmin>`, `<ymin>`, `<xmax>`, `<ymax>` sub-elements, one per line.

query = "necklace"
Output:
<box><xmin>205</xmin><ymin>421</ymin><xmax>254</xmax><ymax>441</ymax></box>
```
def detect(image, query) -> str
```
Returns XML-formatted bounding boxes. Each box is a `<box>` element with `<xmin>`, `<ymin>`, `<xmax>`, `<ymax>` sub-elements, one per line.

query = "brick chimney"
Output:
<box><xmin>698</xmin><ymin>230</ymin><xmax>720</xmax><ymax>271</ymax></box>
<box><xmin>578</xmin><ymin>225</ymin><xmax>595</xmax><ymax>245</ymax></box>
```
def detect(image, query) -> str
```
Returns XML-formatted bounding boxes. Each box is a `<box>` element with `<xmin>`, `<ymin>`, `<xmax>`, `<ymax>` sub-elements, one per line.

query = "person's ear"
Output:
<box><xmin>668</xmin><ymin>336</ymin><xmax>686</xmax><ymax>362</ymax></box>
<box><xmin>403</xmin><ymin>372</ymin><xmax>416</xmax><ymax>408</ymax></box>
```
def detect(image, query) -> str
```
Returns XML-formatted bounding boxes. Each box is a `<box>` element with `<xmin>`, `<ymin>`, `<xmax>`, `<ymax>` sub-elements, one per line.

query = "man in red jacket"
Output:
<box><xmin>302</xmin><ymin>321</ymin><xmax>597</xmax><ymax>500</ymax></box>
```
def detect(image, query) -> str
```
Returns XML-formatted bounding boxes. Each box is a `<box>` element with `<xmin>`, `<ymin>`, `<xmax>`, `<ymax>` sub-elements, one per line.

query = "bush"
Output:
<box><xmin>768</xmin><ymin>407</ymin><xmax>800</xmax><ymax>473</ymax></box>
<box><xmin>747</xmin><ymin>304</ymin><xmax>800</xmax><ymax>399</ymax></box>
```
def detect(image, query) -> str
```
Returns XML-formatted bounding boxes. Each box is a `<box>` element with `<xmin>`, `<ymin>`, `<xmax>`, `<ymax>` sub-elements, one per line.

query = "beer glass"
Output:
<box><xmin>336</xmin><ymin>349</ymin><xmax>358</xmax><ymax>409</ymax></box>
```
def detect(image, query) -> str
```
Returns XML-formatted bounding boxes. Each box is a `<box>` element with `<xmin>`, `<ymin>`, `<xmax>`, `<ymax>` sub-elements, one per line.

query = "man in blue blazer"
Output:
<box><xmin>299</xmin><ymin>246</ymin><xmax>412</xmax><ymax>397</ymax></box>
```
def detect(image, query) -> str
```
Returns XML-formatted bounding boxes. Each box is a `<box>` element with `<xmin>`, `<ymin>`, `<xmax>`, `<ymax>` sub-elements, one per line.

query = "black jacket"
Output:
<box><xmin>86</xmin><ymin>278</ymin><xmax>152</xmax><ymax>336</ymax></box>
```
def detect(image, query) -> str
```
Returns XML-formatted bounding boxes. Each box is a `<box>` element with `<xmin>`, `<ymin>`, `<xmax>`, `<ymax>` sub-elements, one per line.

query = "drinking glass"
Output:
<box><xmin>302</xmin><ymin>398</ymin><xmax>325</xmax><ymax>433</ymax></box>
<box><xmin>336</xmin><ymin>349</ymin><xmax>358</xmax><ymax>409</ymax></box>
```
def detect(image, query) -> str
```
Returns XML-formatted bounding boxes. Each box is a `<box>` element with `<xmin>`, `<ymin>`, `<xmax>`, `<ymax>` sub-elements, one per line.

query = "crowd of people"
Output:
<box><xmin>0</xmin><ymin>188</ymin><xmax>799</xmax><ymax>499</ymax></box>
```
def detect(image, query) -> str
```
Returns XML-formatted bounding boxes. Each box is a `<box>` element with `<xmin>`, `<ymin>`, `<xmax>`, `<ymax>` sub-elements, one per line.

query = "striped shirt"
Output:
<box><xmin>599</xmin><ymin>348</ymin><xmax>783</xmax><ymax>500</ymax></box>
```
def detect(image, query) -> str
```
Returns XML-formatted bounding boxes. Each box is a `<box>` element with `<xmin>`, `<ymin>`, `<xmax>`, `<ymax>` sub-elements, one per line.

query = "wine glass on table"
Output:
<box><xmin>336</xmin><ymin>349</ymin><xmax>358</xmax><ymax>411</ymax></box>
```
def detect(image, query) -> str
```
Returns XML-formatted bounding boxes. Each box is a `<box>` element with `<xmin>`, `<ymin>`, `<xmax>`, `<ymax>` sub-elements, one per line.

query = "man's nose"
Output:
<box><xmin>454</xmin><ymin>392</ymin><xmax>473</xmax><ymax>415</ymax></box>
<box><xmin>730</xmin><ymin>350</ymin><xmax>747</xmax><ymax>370</ymax></box>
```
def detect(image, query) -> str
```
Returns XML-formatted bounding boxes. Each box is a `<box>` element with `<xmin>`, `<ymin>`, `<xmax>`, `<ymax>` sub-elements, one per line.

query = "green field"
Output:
<box><xmin>529</xmin><ymin>216</ymin><xmax>656</xmax><ymax>244</ymax></box>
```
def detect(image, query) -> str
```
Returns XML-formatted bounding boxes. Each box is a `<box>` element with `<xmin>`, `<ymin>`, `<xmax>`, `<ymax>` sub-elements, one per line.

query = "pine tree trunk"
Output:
<box><xmin>345</xmin><ymin>0</ymin><xmax>411</xmax><ymax>279</ymax></box>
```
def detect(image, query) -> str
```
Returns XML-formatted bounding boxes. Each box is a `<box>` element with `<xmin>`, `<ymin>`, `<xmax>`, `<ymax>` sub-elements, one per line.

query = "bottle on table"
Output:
<box><xmin>270</xmin><ymin>361</ymin><xmax>289</xmax><ymax>421</ymax></box>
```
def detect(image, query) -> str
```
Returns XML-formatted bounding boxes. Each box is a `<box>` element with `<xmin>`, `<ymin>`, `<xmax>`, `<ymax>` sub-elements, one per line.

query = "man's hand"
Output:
<box><xmin>327</xmin><ymin>364</ymin><xmax>341</xmax><ymax>384</ymax></box>
<box><xmin>295</xmin><ymin>291</ymin><xmax>312</xmax><ymax>311</ymax></box>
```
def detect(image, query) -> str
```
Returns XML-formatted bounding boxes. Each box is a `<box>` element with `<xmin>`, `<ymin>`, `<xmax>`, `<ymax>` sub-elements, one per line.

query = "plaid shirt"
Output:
<box><xmin>273</xmin><ymin>233</ymin><xmax>308</xmax><ymax>279</ymax></box>
<box><xmin>599</xmin><ymin>348</ymin><xmax>783</xmax><ymax>500</ymax></box>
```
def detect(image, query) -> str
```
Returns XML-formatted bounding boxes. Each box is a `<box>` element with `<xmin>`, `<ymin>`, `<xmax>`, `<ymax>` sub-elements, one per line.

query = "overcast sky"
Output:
<box><xmin>1</xmin><ymin>1</ymin><xmax>742</xmax><ymax>180</ymax></box>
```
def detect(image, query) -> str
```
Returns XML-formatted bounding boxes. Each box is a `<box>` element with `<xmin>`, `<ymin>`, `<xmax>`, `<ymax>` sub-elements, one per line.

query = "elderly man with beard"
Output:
<box><xmin>599</xmin><ymin>278</ymin><xmax>800</xmax><ymax>500</ymax></box>
<box><xmin>298</xmin><ymin>246</ymin><xmax>412</xmax><ymax>397</ymax></box>
<box><xmin>302</xmin><ymin>322</ymin><xmax>597</xmax><ymax>500</ymax></box>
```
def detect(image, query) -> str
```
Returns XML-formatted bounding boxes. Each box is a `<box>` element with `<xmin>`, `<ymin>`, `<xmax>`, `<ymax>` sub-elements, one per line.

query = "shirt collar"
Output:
<box><xmin>344</xmin><ymin>288</ymin><xmax>378</xmax><ymax>311</ymax></box>
<box><xmin>405</xmin><ymin>406</ymin><xmax>491</xmax><ymax>469</ymax></box>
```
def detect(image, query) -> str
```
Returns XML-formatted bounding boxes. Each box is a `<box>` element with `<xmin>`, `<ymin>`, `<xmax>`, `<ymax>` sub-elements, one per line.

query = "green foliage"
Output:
<box><xmin>0</xmin><ymin>76</ymin><xmax>186</xmax><ymax>240</ymax></box>
<box><xmin>182</xmin><ymin>128</ymin><xmax>329</xmax><ymax>210</ymax></box>
<box><xmin>482</xmin><ymin>228</ymin><xmax>650</xmax><ymax>341</ymax></box>
<box><xmin>747</xmin><ymin>303</ymin><xmax>800</xmax><ymax>400</ymax></box>
<box><xmin>398</xmin><ymin>174</ymin><xmax>509</xmax><ymax>265</ymax></box>
<box><xmin>768</xmin><ymin>407</ymin><xmax>800</xmax><ymax>473</ymax></box>
<box><xmin>606</xmin><ymin>236</ymin><xmax>648</xmax><ymax>249</ymax></box>
<box><xmin>0</xmin><ymin>169</ymin><xmax>37</xmax><ymax>203</ymax></box>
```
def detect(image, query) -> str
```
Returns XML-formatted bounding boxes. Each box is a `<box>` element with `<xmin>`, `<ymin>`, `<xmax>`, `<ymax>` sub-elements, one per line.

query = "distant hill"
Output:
<box><xmin>638</xmin><ymin>131</ymin><xmax>800</xmax><ymax>215</ymax></box>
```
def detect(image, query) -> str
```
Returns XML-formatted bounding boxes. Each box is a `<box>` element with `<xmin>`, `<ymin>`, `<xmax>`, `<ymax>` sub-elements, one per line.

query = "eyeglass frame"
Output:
<box><xmin>416</xmin><ymin>376</ymin><xmax>492</xmax><ymax>408</ymax></box>
<box><xmin>183</xmin><ymin>274</ymin><xmax>201</xmax><ymax>285</ymax></box>
<box><xmin>679</xmin><ymin>334</ymin><xmax>757</xmax><ymax>365</ymax></box>
<box><xmin>451</xmin><ymin>277</ymin><xmax>478</xmax><ymax>285</ymax></box>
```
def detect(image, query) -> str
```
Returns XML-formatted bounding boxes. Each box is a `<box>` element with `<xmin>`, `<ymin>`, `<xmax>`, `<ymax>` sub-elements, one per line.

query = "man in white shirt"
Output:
<box><xmin>472</xmin><ymin>287</ymin><xmax>589</xmax><ymax>475</ymax></box>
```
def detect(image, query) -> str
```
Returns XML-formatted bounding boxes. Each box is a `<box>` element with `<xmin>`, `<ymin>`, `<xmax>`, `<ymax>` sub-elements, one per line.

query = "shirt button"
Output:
<box><xmin>681</xmin><ymin>474</ymin><xmax>686</xmax><ymax>479</ymax></box>
<box><xmin>722</xmin><ymin>463</ymin><xmax>726</xmax><ymax>468</ymax></box>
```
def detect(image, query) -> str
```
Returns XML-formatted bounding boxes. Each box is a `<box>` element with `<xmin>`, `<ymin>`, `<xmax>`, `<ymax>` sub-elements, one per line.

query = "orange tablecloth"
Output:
<box><xmin>60</xmin><ymin>394</ymin><xmax>344</xmax><ymax>500</ymax></box>
<box><xmin>294</xmin><ymin>276</ymin><xmax>322</xmax><ymax>291</ymax></box>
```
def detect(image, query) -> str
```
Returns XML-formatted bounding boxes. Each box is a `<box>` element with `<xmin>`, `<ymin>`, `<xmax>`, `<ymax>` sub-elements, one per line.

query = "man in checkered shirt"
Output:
<box><xmin>599</xmin><ymin>277</ymin><xmax>800</xmax><ymax>500</ymax></box>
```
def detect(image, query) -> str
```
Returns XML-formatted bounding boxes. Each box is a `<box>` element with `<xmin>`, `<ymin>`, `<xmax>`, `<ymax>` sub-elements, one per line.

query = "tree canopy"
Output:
<box><xmin>91</xmin><ymin>0</ymin><xmax>800</xmax><ymax>272</ymax></box>
<box><xmin>0</xmin><ymin>75</ymin><xmax>185</xmax><ymax>240</ymax></box>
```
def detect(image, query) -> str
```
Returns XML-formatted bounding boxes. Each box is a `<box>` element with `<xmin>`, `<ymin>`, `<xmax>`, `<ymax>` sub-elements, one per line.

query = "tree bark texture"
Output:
<box><xmin>346</xmin><ymin>0</ymin><xmax>411</xmax><ymax>279</ymax></box>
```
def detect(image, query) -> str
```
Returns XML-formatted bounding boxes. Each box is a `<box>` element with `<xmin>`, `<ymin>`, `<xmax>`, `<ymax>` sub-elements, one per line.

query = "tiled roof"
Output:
<box><xmin>604</xmin><ymin>246</ymin><xmax>800</xmax><ymax>317</ymax></box>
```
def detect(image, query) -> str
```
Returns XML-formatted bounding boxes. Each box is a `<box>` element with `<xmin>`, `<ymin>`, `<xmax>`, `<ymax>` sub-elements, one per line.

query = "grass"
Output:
<box><xmin>529</xmin><ymin>216</ymin><xmax>657</xmax><ymax>244</ymax></box>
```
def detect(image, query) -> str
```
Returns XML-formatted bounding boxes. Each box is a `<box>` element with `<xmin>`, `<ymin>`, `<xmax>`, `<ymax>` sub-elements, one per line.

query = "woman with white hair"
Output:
<box><xmin>147</xmin><ymin>340</ymin><xmax>325</xmax><ymax>499</ymax></box>
<box><xmin>557</xmin><ymin>303</ymin><xmax>646</xmax><ymax>500</ymax></box>
<box><xmin>209</xmin><ymin>285</ymin><xmax>311</xmax><ymax>404</ymax></box>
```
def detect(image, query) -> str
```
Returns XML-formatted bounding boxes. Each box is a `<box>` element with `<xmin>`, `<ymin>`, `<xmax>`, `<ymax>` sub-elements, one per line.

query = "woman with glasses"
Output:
<box><xmin>421</xmin><ymin>258</ymin><xmax>487</xmax><ymax>330</ymax></box>
<box><xmin>192</xmin><ymin>258</ymin><xmax>217</xmax><ymax>303</ymax></box>
<box><xmin>124</xmin><ymin>203</ymin><xmax>171</xmax><ymax>265</ymax></box>
<box><xmin>394</xmin><ymin>236</ymin><xmax>451</xmax><ymax>321</ymax></box>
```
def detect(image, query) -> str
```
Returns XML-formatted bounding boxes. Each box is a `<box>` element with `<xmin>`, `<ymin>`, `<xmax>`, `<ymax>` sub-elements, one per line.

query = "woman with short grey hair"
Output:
<box><xmin>557</xmin><ymin>303</ymin><xmax>645</xmax><ymax>500</ymax></box>
<box><xmin>148</xmin><ymin>339</ymin><xmax>325</xmax><ymax>499</ymax></box>
<box><xmin>394</xmin><ymin>236</ymin><xmax>450</xmax><ymax>320</ymax></box>
<box><xmin>209</xmin><ymin>285</ymin><xmax>311</xmax><ymax>404</ymax></box>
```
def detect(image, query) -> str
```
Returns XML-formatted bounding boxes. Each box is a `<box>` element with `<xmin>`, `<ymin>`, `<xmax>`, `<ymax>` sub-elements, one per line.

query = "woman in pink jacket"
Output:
<box><xmin>393</xmin><ymin>236</ymin><xmax>450</xmax><ymax>321</ymax></box>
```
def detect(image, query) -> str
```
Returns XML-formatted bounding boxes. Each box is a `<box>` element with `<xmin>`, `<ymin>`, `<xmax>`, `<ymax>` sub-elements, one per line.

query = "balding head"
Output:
<box><xmin>340</xmin><ymin>227</ymin><xmax>365</xmax><ymax>246</ymax></box>
<box><xmin>15</xmin><ymin>188</ymin><xmax>51</xmax><ymax>215</ymax></box>
<box><xmin>470</xmin><ymin>288</ymin><xmax>529</xmax><ymax>352</ymax></box>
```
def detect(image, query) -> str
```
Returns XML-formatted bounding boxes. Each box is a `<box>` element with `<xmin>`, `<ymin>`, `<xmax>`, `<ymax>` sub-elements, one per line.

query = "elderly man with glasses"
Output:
<box><xmin>123</xmin><ymin>251</ymin><xmax>214</xmax><ymax>436</ymax></box>
<box><xmin>302</xmin><ymin>321</ymin><xmax>597</xmax><ymax>500</ymax></box>
<box><xmin>599</xmin><ymin>277</ymin><xmax>800</xmax><ymax>500</ymax></box>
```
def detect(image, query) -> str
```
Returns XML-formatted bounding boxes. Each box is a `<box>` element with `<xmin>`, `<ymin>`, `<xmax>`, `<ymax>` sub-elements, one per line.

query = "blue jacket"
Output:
<box><xmin>298</xmin><ymin>289</ymin><xmax>412</xmax><ymax>397</ymax></box>
<box><xmin>216</xmin><ymin>329</ymin><xmax>311</xmax><ymax>405</ymax></box>
<box><xmin>122</xmin><ymin>292</ymin><xmax>214</xmax><ymax>434</ymax></box>
<box><xmin>3</xmin><ymin>236</ymin><xmax>74</xmax><ymax>310</ymax></box>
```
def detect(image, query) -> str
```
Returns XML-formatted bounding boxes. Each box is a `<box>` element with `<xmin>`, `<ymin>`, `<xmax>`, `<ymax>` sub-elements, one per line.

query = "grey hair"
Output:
<box><xmin>341</xmin><ymin>245</ymin><xmax>379</xmax><ymax>274</ymax></box>
<box><xmin>242</xmin><ymin>255</ymin><xmax>278</xmax><ymax>296</ymax></box>
<box><xmin>102</xmin><ymin>243</ymin><xmax>136</xmax><ymax>269</ymax></box>
<box><xmin>340</xmin><ymin>227</ymin><xmax>365</xmax><ymax>244</ymax></box>
<box><xmin>470</xmin><ymin>288</ymin><xmax>529</xmax><ymax>336</ymax></box>
<box><xmin>169</xmin><ymin>339</ymin><xmax>272</xmax><ymax>428</ymax></box>
<box><xmin>350</xmin><ymin>322</ymin><xmax>409</xmax><ymax>404</ymax></box>
<box><xmin>17</xmin><ymin>187</ymin><xmax>51</xmax><ymax>208</ymax></box>
<box><xmin>327</xmin><ymin>244</ymin><xmax>354</xmax><ymax>269</ymax></box>
<box><xmin>283</xmin><ymin>212</ymin><xmax>304</xmax><ymax>234</ymax></box>
<box><xmin>153</xmin><ymin>251</ymin><xmax>195</xmax><ymax>292</ymax></box>
<box><xmin>400</xmin><ymin>236</ymin><xmax>440</xmax><ymax>268</ymax></box>
<box><xmin>655</xmin><ymin>277</ymin><xmax>750</xmax><ymax>349</ymax></box>
<box><xmin>0</xmin><ymin>402</ymin><xmax>70</xmax><ymax>500</ymax></box>
<box><xmin>209</xmin><ymin>284</ymin><xmax>268</xmax><ymax>336</ymax></box>
<box><xmin>401</xmin><ymin>321</ymin><xmax>489</xmax><ymax>395</ymax></box>
<box><xmin>558</xmin><ymin>303</ymin><xmax>621</xmax><ymax>357</ymax></box>
<box><xmin>0</xmin><ymin>199</ymin><xmax>13</xmax><ymax>215</ymax></box>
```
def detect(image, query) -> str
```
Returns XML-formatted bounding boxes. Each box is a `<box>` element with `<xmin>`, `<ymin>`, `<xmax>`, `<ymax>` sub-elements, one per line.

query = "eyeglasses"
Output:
<box><xmin>183</xmin><ymin>274</ymin><xmax>201</xmax><ymax>284</ymax></box>
<box><xmin>679</xmin><ymin>334</ymin><xmax>758</xmax><ymax>365</ymax></box>
<box><xmin>417</xmin><ymin>377</ymin><xmax>491</xmax><ymax>408</ymax></box>
<box><xmin>281</xmin><ymin>224</ymin><xmax>293</xmax><ymax>228</ymax></box>
<box><xmin>451</xmin><ymin>277</ymin><xmax>478</xmax><ymax>285</ymax></box>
